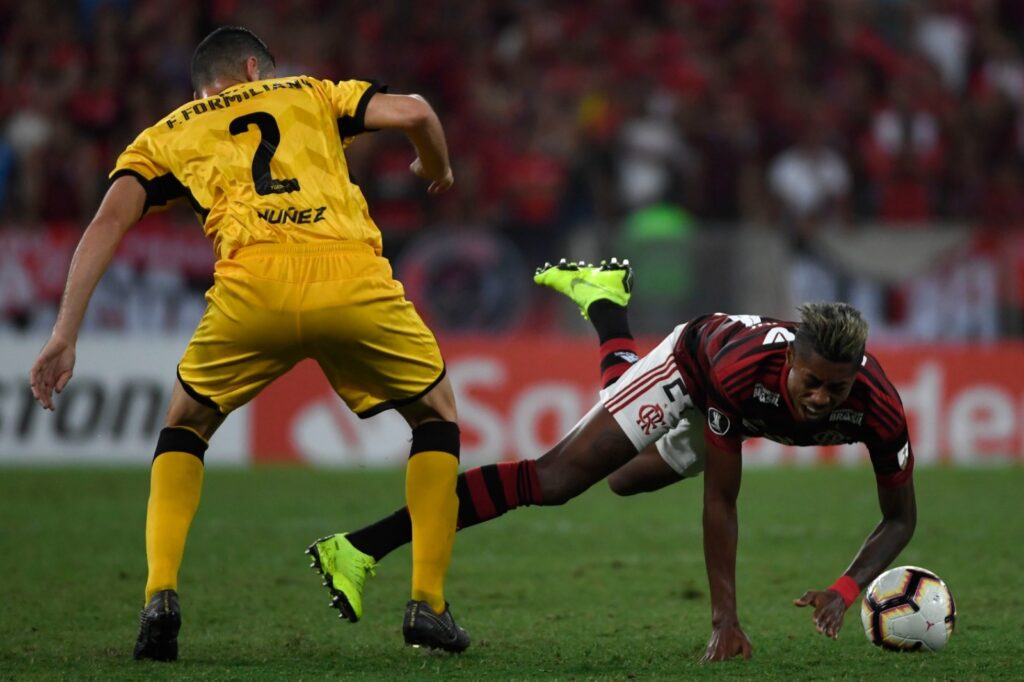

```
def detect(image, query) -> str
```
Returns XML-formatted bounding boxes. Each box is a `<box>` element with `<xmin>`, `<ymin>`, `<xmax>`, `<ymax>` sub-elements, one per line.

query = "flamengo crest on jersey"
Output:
<box><xmin>672</xmin><ymin>313</ymin><xmax>913</xmax><ymax>487</ymax></box>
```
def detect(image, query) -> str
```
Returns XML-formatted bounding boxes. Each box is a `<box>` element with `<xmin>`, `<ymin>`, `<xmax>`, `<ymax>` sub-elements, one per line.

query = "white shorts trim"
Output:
<box><xmin>599</xmin><ymin>324</ymin><xmax>692</xmax><ymax>452</ymax></box>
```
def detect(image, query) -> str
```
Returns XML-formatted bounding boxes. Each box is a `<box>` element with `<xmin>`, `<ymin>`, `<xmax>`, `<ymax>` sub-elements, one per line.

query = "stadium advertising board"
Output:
<box><xmin>1</xmin><ymin>336</ymin><xmax>1022</xmax><ymax>465</ymax></box>
<box><xmin>0</xmin><ymin>337</ymin><xmax>249</xmax><ymax>464</ymax></box>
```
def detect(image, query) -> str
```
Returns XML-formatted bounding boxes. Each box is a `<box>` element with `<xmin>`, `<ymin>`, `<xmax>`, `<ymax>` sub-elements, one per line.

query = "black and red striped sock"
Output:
<box><xmin>455</xmin><ymin>459</ymin><xmax>543</xmax><ymax>527</ymax></box>
<box><xmin>588</xmin><ymin>300</ymin><xmax>638</xmax><ymax>388</ymax></box>
<box><xmin>346</xmin><ymin>460</ymin><xmax>543</xmax><ymax>561</ymax></box>
<box><xmin>599</xmin><ymin>338</ymin><xmax>639</xmax><ymax>387</ymax></box>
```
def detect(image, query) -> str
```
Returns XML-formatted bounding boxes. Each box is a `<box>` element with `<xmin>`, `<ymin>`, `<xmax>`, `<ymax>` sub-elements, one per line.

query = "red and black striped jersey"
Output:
<box><xmin>673</xmin><ymin>313</ymin><xmax>913</xmax><ymax>487</ymax></box>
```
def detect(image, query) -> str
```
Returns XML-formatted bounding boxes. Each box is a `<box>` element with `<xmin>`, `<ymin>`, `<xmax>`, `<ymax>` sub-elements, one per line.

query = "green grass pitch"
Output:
<box><xmin>1</xmin><ymin>465</ymin><xmax>1021</xmax><ymax>680</ymax></box>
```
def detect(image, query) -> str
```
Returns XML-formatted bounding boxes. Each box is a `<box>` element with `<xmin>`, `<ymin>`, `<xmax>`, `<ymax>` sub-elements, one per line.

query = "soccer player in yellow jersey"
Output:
<box><xmin>29</xmin><ymin>26</ymin><xmax>469</xmax><ymax>659</ymax></box>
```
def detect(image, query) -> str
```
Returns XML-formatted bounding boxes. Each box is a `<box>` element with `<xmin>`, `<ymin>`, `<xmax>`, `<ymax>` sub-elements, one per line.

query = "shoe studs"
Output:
<box><xmin>555</xmin><ymin>258</ymin><xmax>580</xmax><ymax>271</ymax></box>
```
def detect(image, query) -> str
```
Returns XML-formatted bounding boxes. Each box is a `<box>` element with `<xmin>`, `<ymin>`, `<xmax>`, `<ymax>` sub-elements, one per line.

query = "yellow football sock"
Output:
<box><xmin>145</xmin><ymin>450</ymin><xmax>204</xmax><ymax>603</ymax></box>
<box><xmin>406</xmin><ymin>450</ymin><xmax>459</xmax><ymax>614</ymax></box>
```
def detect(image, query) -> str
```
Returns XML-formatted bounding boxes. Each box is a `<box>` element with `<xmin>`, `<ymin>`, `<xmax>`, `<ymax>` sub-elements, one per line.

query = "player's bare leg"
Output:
<box><xmin>135</xmin><ymin>381</ymin><xmax>225</xmax><ymax>661</ymax></box>
<box><xmin>531</xmin><ymin>405</ymin><xmax>640</xmax><ymax>503</ymax></box>
<box><xmin>607</xmin><ymin>445</ymin><xmax>684</xmax><ymax>495</ymax></box>
<box><xmin>535</xmin><ymin>258</ymin><xmax>684</xmax><ymax>496</ymax></box>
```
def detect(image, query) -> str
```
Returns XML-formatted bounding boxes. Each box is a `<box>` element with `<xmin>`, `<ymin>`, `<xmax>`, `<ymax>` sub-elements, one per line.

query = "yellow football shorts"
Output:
<box><xmin>177</xmin><ymin>241</ymin><xmax>445</xmax><ymax>416</ymax></box>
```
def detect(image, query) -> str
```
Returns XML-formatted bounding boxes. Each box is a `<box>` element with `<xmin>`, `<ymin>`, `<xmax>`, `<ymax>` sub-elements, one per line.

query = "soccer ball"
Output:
<box><xmin>861</xmin><ymin>565</ymin><xmax>956</xmax><ymax>652</ymax></box>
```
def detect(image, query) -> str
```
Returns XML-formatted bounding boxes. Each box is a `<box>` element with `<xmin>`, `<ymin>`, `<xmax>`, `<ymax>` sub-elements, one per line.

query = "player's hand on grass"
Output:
<box><xmin>700</xmin><ymin>623</ymin><xmax>752</xmax><ymax>663</ymax></box>
<box><xmin>793</xmin><ymin>589</ymin><xmax>847</xmax><ymax>640</ymax></box>
<box><xmin>30</xmin><ymin>333</ymin><xmax>76</xmax><ymax>411</ymax></box>
<box><xmin>409</xmin><ymin>158</ymin><xmax>453</xmax><ymax>194</ymax></box>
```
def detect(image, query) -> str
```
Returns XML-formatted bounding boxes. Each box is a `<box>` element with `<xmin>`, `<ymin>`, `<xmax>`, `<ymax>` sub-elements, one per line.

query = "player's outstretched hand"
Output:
<box><xmin>29</xmin><ymin>333</ymin><xmax>76</xmax><ymax>411</ymax></box>
<box><xmin>793</xmin><ymin>589</ymin><xmax>847</xmax><ymax>640</ymax></box>
<box><xmin>700</xmin><ymin>623</ymin><xmax>753</xmax><ymax>663</ymax></box>
<box><xmin>409</xmin><ymin>158</ymin><xmax>454</xmax><ymax>194</ymax></box>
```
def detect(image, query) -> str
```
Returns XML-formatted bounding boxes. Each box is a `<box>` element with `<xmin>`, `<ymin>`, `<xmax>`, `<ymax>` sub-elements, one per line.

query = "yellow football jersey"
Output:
<box><xmin>111</xmin><ymin>77</ymin><xmax>387</xmax><ymax>261</ymax></box>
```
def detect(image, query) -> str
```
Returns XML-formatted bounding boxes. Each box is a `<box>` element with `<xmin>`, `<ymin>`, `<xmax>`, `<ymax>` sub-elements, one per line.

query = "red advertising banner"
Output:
<box><xmin>0</xmin><ymin>221</ymin><xmax>213</xmax><ymax>313</ymax></box>
<box><xmin>873</xmin><ymin>344</ymin><xmax>1024</xmax><ymax>465</ymax></box>
<box><xmin>250</xmin><ymin>337</ymin><xmax>1024</xmax><ymax>466</ymax></box>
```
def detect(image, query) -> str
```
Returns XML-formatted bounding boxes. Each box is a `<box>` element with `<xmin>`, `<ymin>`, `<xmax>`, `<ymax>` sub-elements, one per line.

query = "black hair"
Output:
<box><xmin>190</xmin><ymin>26</ymin><xmax>275</xmax><ymax>92</ymax></box>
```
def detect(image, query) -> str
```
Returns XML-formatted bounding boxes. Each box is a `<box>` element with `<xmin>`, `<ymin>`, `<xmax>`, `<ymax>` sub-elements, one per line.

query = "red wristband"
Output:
<box><xmin>828</xmin><ymin>575</ymin><xmax>860</xmax><ymax>608</ymax></box>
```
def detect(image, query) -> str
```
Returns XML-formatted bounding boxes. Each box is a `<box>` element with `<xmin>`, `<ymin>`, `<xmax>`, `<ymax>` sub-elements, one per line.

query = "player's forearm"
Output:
<box><xmin>51</xmin><ymin>176</ymin><xmax>144</xmax><ymax>341</ymax></box>
<box><xmin>842</xmin><ymin>515</ymin><xmax>915</xmax><ymax>589</ymax></box>
<box><xmin>403</xmin><ymin>97</ymin><xmax>450</xmax><ymax>180</ymax></box>
<box><xmin>52</xmin><ymin>219</ymin><xmax>129</xmax><ymax>342</ymax></box>
<box><xmin>839</xmin><ymin>480</ymin><xmax>916</xmax><ymax>589</ymax></box>
<box><xmin>703</xmin><ymin>496</ymin><xmax>740</xmax><ymax>625</ymax></box>
<box><xmin>702</xmin><ymin>442</ymin><xmax>744</xmax><ymax>625</ymax></box>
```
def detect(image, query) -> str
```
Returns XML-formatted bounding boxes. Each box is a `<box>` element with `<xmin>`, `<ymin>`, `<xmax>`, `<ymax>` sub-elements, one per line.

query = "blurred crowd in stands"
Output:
<box><xmin>2</xmin><ymin>0</ymin><xmax>1024</xmax><ymax>337</ymax></box>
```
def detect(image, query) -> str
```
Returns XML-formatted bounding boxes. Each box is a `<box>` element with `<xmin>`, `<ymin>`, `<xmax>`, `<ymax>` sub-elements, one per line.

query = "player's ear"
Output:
<box><xmin>245</xmin><ymin>55</ymin><xmax>260</xmax><ymax>81</ymax></box>
<box><xmin>785</xmin><ymin>343</ymin><xmax>794</xmax><ymax>366</ymax></box>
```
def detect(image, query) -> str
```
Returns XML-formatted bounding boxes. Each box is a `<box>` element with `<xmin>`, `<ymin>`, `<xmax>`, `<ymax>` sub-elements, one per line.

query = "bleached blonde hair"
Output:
<box><xmin>794</xmin><ymin>302</ymin><xmax>868</xmax><ymax>364</ymax></box>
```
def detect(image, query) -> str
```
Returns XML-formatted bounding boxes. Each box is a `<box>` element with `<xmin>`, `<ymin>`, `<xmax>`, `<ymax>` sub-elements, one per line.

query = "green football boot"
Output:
<box><xmin>306</xmin><ymin>533</ymin><xmax>377</xmax><ymax>623</ymax></box>
<box><xmin>533</xmin><ymin>258</ymin><xmax>633</xmax><ymax>320</ymax></box>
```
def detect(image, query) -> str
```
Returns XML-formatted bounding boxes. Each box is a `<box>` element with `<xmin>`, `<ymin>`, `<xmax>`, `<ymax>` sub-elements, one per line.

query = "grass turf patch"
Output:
<box><xmin>0</xmin><ymin>465</ymin><xmax>1021</xmax><ymax>680</ymax></box>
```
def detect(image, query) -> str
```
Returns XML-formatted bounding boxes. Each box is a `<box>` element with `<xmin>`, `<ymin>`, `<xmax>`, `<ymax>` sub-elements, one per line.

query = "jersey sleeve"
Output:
<box><xmin>702</xmin><ymin>369</ymin><xmax>744</xmax><ymax>453</ymax></box>
<box><xmin>862</xmin><ymin>362</ymin><xmax>915</xmax><ymax>487</ymax></box>
<box><xmin>109</xmin><ymin>127</ymin><xmax>188</xmax><ymax>217</ymax></box>
<box><xmin>319</xmin><ymin>78</ymin><xmax>388</xmax><ymax>146</ymax></box>
<box><xmin>865</xmin><ymin>424</ymin><xmax>914</xmax><ymax>488</ymax></box>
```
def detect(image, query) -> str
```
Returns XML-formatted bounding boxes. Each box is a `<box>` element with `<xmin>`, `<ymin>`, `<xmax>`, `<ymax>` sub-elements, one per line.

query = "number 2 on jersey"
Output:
<box><xmin>229</xmin><ymin>112</ymin><xmax>300</xmax><ymax>195</ymax></box>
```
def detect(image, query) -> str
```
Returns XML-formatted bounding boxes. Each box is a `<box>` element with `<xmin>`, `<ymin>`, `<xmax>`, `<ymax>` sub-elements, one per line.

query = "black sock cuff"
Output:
<box><xmin>410</xmin><ymin>421</ymin><xmax>460</xmax><ymax>460</ymax></box>
<box><xmin>587</xmin><ymin>299</ymin><xmax>633</xmax><ymax>344</ymax></box>
<box><xmin>154</xmin><ymin>426</ymin><xmax>209</xmax><ymax>462</ymax></box>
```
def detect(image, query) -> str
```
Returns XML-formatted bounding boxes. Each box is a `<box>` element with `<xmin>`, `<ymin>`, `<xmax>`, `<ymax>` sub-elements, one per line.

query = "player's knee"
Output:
<box><xmin>166</xmin><ymin>380</ymin><xmax>224</xmax><ymax>440</ymax></box>
<box><xmin>398</xmin><ymin>377</ymin><xmax>458</xmax><ymax>426</ymax></box>
<box><xmin>606</xmin><ymin>473</ymin><xmax>641</xmax><ymax>496</ymax></box>
<box><xmin>409</xmin><ymin>420</ymin><xmax>460</xmax><ymax>460</ymax></box>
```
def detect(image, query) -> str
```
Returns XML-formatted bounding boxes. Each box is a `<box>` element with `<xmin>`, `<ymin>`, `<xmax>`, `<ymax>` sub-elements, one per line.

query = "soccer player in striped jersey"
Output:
<box><xmin>313</xmin><ymin>260</ymin><xmax>916</xmax><ymax>662</ymax></box>
<box><xmin>29</xmin><ymin>26</ymin><xmax>469</xmax><ymax>659</ymax></box>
